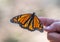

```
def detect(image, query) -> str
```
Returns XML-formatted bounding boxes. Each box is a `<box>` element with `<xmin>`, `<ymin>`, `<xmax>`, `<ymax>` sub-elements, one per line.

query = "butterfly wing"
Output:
<box><xmin>20</xmin><ymin>17</ymin><xmax>31</xmax><ymax>28</ymax></box>
<box><xmin>19</xmin><ymin>13</ymin><xmax>34</xmax><ymax>30</ymax></box>
<box><xmin>33</xmin><ymin>15</ymin><xmax>43</xmax><ymax>32</ymax></box>
<box><xmin>18</xmin><ymin>14</ymin><xmax>32</xmax><ymax>25</ymax></box>
<box><xmin>28</xmin><ymin>19</ymin><xmax>34</xmax><ymax>31</ymax></box>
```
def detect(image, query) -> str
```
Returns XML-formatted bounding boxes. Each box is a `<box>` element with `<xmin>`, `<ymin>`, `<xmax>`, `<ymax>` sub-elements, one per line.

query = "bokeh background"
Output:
<box><xmin>0</xmin><ymin>0</ymin><xmax>60</xmax><ymax>42</ymax></box>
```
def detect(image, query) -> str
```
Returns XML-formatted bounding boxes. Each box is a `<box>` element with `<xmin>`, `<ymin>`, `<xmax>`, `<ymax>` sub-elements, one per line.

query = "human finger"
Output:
<box><xmin>44</xmin><ymin>22</ymin><xmax>60</xmax><ymax>32</ymax></box>
<box><xmin>47</xmin><ymin>32</ymin><xmax>60</xmax><ymax>42</ymax></box>
<box><xmin>39</xmin><ymin>17</ymin><xmax>55</xmax><ymax>26</ymax></box>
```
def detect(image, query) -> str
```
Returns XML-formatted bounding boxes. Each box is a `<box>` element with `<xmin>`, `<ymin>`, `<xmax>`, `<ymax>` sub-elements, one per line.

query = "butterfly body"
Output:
<box><xmin>10</xmin><ymin>13</ymin><xmax>43</xmax><ymax>32</ymax></box>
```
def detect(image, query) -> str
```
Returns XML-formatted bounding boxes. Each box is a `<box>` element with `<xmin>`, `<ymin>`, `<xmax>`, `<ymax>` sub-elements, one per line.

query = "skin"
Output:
<box><xmin>39</xmin><ymin>17</ymin><xmax>60</xmax><ymax>42</ymax></box>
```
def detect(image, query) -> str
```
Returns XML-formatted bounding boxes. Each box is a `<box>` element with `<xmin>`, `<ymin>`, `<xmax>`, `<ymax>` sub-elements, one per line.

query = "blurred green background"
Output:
<box><xmin>0</xmin><ymin>0</ymin><xmax>60</xmax><ymax>42</ymax></box>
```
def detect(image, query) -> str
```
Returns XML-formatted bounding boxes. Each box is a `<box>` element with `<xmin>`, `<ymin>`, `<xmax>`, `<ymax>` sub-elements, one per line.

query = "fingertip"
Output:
<box><xmin>44</xmin><ymin>26</ymin><xmax>53</xmax><ymax>32</ymax></box>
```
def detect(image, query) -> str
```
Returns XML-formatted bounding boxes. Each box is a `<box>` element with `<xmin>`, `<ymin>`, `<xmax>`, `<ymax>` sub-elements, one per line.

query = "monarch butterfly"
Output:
<box><xmin>10</xmin><ymin>12</ymin><xmax>43</xmax><ymax>32</ymax></box>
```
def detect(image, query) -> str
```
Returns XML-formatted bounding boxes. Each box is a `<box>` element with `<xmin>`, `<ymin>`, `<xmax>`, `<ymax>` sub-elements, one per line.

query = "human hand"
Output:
<box><xmin>39</xmin><ymin>17</ymin><xmax>60</xmax><ymax>42</ymax></box>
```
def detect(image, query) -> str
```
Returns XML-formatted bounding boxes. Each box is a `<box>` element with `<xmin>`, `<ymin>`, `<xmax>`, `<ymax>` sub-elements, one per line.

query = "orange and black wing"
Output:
<box><xmin>33</xmin><ymin>15</ymin><xmax>43</xmax><ymax>32</ymax></box>
<box><xmin>19</xmin><ymin>13</ymin><xmax>35</xmax><ymax>30</ymax></box>
<box><xmin>18</xmin><ymin>14</ymin><xmax>32</xmax><ymax>25</ymax></box>
<box><xmin>20</xmin><ymin>16</ymin><xmax>31</xmax><ymax>28</ymax></box>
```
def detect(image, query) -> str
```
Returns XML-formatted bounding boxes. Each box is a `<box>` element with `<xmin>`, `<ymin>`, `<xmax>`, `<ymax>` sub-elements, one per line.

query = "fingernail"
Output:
<box><xmin>44</xmin><ymin>26</ymin><xmax>51</xmax><ymax>31</ymax></box>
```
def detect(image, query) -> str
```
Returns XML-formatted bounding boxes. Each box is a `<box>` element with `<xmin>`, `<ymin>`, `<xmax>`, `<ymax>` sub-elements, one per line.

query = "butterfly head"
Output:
<box><xmin>10</xmin><ymin>16</ymin><xmax>18</xmax><ymax>23</ymax></box>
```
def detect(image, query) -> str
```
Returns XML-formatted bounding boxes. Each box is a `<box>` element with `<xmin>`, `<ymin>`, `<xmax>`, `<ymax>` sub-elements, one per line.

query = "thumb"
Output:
<box><xmin>44</xmin><ymin>22</ymin><xmax>60</xmax><ymax>32</ymax></box>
